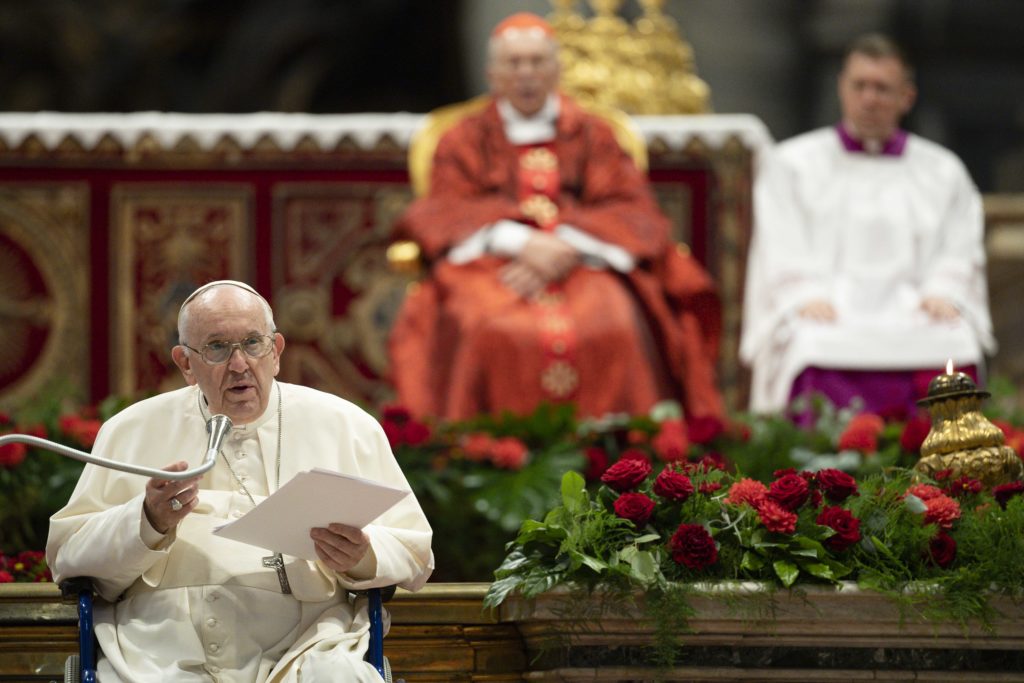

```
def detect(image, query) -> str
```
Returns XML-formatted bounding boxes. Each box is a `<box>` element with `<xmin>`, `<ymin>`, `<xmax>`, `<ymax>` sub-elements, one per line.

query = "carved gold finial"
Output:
<box><xmin>547</xmin><ymin>0</ymin><xmax>710</xmax><ymax>114</ymax></box>
<box><xmin>913</xmin><ymin>362</ymin><xmax>1023</xmax><ymax>487</ymax></box>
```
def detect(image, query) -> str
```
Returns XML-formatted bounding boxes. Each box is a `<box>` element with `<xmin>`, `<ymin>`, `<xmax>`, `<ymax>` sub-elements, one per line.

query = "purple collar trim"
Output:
<box><xmin>835</xmin><ymin>124</ymin><xmax>907</xmax><ymax>157</ymax></box>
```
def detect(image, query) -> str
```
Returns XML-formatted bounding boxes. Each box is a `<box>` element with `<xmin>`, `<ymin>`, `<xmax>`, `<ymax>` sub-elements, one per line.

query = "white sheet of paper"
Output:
<box><xmin>212</xmin><ymin>467</ymin><xmax>410</xmax><ymax>562</ymax></box>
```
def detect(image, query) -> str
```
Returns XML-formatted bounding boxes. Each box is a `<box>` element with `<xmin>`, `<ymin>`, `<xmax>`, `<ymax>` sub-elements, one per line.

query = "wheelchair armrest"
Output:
<box><xmin>59</xmin><ymin>577</ymin><xmax>95</xmax><ymax>602</ymax></box>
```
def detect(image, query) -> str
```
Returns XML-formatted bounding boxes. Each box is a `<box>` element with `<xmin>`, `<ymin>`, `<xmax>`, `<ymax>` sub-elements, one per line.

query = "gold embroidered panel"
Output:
<box><xmin>110</xmin><ymin>185</ymin><xmax>253</xmax><ymax>396</ymax></box>
<box><xmin>271</xmin><ymin>183</ymin><xmax>414</xmax><ymax>406</ymax></box>
<box><xmin>0</xmin><ymin>184</ymin><xmax>90</xmax><ymax>409</ymax></box>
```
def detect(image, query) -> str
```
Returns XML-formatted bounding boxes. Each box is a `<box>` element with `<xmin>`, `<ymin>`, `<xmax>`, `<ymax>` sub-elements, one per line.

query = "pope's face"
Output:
<box><xmin>487</xmin><ymin>32</ymin><xmax>560</xmax><ymax>117</ymax></box>
<box><xmin>171</xmin><ymin>288</ymin><xmax>284</xmax><ymax>425</ymax></box>
<box><xmin>838</xmin><ymin>53</ymin><xmax>916</xmax><ymax>143</ymax></box>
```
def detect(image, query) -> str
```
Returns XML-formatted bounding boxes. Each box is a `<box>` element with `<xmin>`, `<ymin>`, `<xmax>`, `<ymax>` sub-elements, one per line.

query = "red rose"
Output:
<box><xmin>768</xmin><ymin>473</ymin><xmax>810</xmax><ymax>511</ymax></box>
<box><xmin>491</xmin><ymin>437</ymin><xmax>529</xmax><ymax>470</ymax></box>
<box><xmin>600</xmin><ymin>457</ymin><xmax>652</xmax><ymax>492</ymax></box>
<box><xmin>816</xmin><ymin>468</ymin><xmax>858</xmax><ymax>503</ymax></box>
<box><xmin>668</xmin><ymin>523</ymin><xmax>718</xmax><ymax>570</ymax></box>
<box><xmin>899</xmin><ymin>414</ymin><xmax>932</xmax><ymax>453</ymax></box>
<box><xmin>653</xmin><ymin>467</ymin><xmax>694</xmax><ymax>501</ymax></box>
<box><xmin>0</xmin><ymin>436</ymin><xmax>26</xmax><ymax>469</ymax></box>
<box><xmin>686</xmin><ymin>415</ymin><xmax>724</xmax><ymax>445</ymax></box>
<box><xmin>923</xmin><ymin>495</ymin><xmax>961</xmax><ymax>529</ymax></box>
<box><xmin>993</xmin><ymin>481</ymin><xmax>1024</xmax><ymax>508</ymax></box>
<box><xmin>928</xmin><ymin>531</ymin><xmax>957</xmax><ymax>568</ymax></box>
<box><xmin>816</xmin><ymin>506</ymin><xmax>861</xmax><ymax>551</ymax></box>
<box><xmin>619</xmin><ymin>448</ymin><xmax>650</xmax><ymax>462</ymax></box>
<box><xmin>0</xmin><ymin>571</ymin><xmax>13</xmax><ymax>583</ymax></box>
<box><xmin>613</xmin><ymin>492</ymin><xmax>656</xmax><ymax>527</ymax></box>
<box><xmin>699</xmin><ymin>481</ymin><xmax>723</xmax><ymax>495</ymax></box>
<box><xmin>756</xmin><ymin>499</ymin><xmax>798</xmax><ymax>534</ymax></box>
<box><xmin>694</xmin><ymin>452</ymin><xmax>726</xmax><ymax>471</ymax></box>
<box><xmin>381</xmin><ymin>420</ymin><xmax>402</xmax><ymax>449</ymax></box>
<box><xmin>381</xmin><ymin>404</ymin><xmax>412</xmax><ymax>423</ymax></box>
<box><xmin>652</xmin><ymin>419</ymin><xmax>689</xmax><ymax>462</ymax></box>
<box><xmin>400</xmin><ymin>420</ymin><xmax>431</xmax><ymax>446</ymax></box>
<box><xmin>584</xmin><ymin>446</ymin><xmax>609</xmax><ymax>481</ymax></box>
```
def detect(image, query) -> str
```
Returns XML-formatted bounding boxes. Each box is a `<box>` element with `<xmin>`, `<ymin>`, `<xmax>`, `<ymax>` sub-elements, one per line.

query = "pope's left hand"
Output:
<box><xmin>310</xmin><ymin>523</ymin><xmax>370</xmax><ymax>573</ymax></box>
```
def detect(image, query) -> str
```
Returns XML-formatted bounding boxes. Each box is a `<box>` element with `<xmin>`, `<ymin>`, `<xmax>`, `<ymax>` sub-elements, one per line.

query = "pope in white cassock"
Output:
<box><xmin>47</xmin><ymin>281</ymin><xmax>433</xmax><ymax>682</ymax></box>
<box><xmin>741</xmin><ymin>33</ymin><xmax>995</xmax><ymax>415</ymax></box>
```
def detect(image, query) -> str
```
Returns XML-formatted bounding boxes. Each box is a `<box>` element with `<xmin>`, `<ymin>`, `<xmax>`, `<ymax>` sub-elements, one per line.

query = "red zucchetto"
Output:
<box><xmin>491</xmin><ymin>12</ymin><xmax>555</xmax><ymax>40</ymax></box>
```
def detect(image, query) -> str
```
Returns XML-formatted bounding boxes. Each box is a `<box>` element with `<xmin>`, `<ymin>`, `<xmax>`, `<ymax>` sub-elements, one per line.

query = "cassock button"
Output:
<box><xmin>231</xmin><ymin>509</ymin><xmax>243</xmax><ymax>518</ymax></box>
<box><xmin>206</xmin><ymin>617</ymin><xmax>217</xmax><ymax>627</ymax></box>
<box><xmin>209</xmin><ymin>666</ymin><xmax>221</xmax><ymax>674</ymax></box>
<box><xmin>208</xmin><ymin>643</ymin><xmax>220</xmax><ymax>654</ymax></box>
<box><xmin>205</xmin><ymin>593</ymin><xmax>218</xmax><ymax>603</ymax></box>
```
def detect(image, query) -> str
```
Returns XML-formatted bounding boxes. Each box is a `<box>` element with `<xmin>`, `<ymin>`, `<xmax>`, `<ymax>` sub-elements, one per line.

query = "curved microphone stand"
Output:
<box><xmin>0</xmin><ymin>414</ymin><xmax>232</xmax><ymax>481</ymax></box>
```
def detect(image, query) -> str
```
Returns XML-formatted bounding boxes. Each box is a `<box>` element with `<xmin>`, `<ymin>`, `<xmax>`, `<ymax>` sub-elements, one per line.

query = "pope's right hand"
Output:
<box><xmin>797</xmin><ymin>300</ymin><xmax>837</xmax><ymax>322</ymax></box>
<box><xmin>143</xmin><ymin>461</ymin><xmax>201</xmax><ymax>534</ymax></box>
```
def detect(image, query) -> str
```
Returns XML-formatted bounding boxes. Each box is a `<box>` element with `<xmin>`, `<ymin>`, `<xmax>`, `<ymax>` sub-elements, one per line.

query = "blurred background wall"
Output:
<box><xmin>2</xmin><ymin>0</ymin><xmax>1022</xmax><ymax>191</ymax></box>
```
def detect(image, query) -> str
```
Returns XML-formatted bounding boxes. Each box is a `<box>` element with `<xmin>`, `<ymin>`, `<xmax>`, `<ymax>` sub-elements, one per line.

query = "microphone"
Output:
<box><xmin>205</xmin><ymin>414</ymin><xmax>233</xmax><ymax>462</ymax></box>
<box><xmin>0</xmin><ymin>413</ymin><xmax>235</xmax><ymax>481</ymax></box>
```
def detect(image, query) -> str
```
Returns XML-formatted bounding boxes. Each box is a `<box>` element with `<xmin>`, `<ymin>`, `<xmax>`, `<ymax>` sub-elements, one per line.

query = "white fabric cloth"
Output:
<box><xmin>740</xmin><ymin>127</ymin><xmax>995</xmax><ymax>413</ymax></box>
<box><xmin>47</xmin><ymin>381</ymin><xmax>433</xmax><ymax>682</ymax></box>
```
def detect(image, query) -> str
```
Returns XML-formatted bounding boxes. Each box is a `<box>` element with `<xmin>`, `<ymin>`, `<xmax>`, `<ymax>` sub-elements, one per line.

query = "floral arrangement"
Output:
<box><xmin>0</xmin><ymin>390</ymin><xmax>133</xmax><ymax>567</ymax></box>
<box><xmin>0</xmin><ymin>550</ymin><xmax>51</xmax><ymax>583</ymax></box>
<box><xmin>482</xmin><ymin>393</ymin><xmax>1024</xmax><ymax>659</ymax></box>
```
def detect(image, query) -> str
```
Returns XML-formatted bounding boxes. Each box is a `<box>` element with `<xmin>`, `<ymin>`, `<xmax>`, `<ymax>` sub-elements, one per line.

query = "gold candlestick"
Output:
<box><xmin>914</xmin><ymin>362</ymin><xmax>1022</xmax><ymax>486</ymax></box>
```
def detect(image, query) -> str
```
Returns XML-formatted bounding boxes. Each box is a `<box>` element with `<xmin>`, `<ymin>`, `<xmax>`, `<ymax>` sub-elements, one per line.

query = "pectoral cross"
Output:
<box><xmin>262</xmin><ymin>553</ymin><xmax>292</xmax><ymax>594</ymax></box>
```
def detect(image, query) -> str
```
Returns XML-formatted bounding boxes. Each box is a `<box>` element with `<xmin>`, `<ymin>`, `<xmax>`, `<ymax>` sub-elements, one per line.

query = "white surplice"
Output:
<box><xmin>740</xmin><ymin>128</ymin><xmax>995</xmax><ymax>413</ymax></box>
<box><xmin>47</xmin><ymin>381</ymin><xmax>433</xmax><ymax>682</ymax></box>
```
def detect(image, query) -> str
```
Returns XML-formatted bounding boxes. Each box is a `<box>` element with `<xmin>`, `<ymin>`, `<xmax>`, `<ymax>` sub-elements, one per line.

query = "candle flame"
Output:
<box><xmin>946</xmin><ymin>359</ymin><xmax>954</xmax><ymax>375</ymax></box>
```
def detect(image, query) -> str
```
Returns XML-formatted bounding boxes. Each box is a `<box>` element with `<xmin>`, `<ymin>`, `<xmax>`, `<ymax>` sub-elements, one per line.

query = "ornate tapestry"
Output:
<box><xmin>271</xmin><ymin>182</ymin><xmax>414</xmax><ymax>406</ymax></box>
<box><xmin>110</xmin><ymin>184</ymin><xmax>253</xmax><ymax>396</ymax></box>
<box><xmin>0</xmin><ymin>184</ymin><xmax>90</xmax><ymax>409</ymax></box>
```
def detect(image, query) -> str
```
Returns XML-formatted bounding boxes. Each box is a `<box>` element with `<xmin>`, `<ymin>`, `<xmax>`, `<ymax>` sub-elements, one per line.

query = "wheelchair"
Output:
<box><xmin>59</xmin><ymin>578</ymin><xmax>395</xmax><ymax>682</ymax></box>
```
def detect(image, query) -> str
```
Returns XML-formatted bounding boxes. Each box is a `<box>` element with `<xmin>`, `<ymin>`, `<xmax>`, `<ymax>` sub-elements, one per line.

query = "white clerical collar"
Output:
<box><xmin>497</xmin><ymin>94</ymin><xmax>560</xmax><ymax>145</ymax></box>
<box><xmin>197</xmin><ymin>380</ymin><xmax>279</xmax><ymax>435</ymax></box>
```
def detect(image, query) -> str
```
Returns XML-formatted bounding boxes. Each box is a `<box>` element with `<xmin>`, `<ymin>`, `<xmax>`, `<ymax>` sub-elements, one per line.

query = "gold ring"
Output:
<box><xmin>170</xmin><ymin>497</ymin><xmax>183</xmax><ymax>512</ymax></box>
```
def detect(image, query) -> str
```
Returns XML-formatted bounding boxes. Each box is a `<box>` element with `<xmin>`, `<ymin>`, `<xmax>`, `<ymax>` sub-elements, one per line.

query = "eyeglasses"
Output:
<box><xmin>182</xmin><ymin>334</ymin><xmax>275</xmax><ymax>365</ymax></box>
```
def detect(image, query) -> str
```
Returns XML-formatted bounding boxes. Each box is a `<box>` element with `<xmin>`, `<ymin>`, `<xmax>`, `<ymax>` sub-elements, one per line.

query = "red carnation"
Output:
<box><xmin>652</xmin><ymin>419</ymin><xmax>690</xmax><ymax>462</ymax></box>
<box><xmin>756</xmin><ymin>499</ymin><xmax>798</xmax><ymax>534</ymax></box>
<box><xmin>668</xmin><ymin>523</ymin><xmax>718</xmax><ymax>570</ymax></box>
<box><xmin>906</xmin><ymin>483</ymin><xmax>944</xmax><ymax>501</ymax></box>
<box><xmin>686</xmin><ymin>415</ymin><xmax>725</xmax><ymax>445</ymax></box>
<box><xmin>816</xmin><ymin>506</ymin><xmax>861</xmax><ymax>551</ymax></box>
<box><xmin>946</xmin><ymin>475</ymin><xmax>983</xmax><ymax>498</ymax></box>
<box><xmin>653</xmin><ymin>467</ymin><xmax>695</xmax><ymax>501</ymax></box>
<box><xmin>993</xmin><ymin>481</ymin><xmax>1024</xmax><ymax>508</ymax></box>
<box><xmin>838</xmin><ymin>413</ymin><xmax>885</xmax><ymax>453</ymax></box>
<box><xmin>461</xmin><ymin>433</ymin><xmax>494</xmax><ymax>462</ymax></box>
<box><xmin>725</xmin><ymin>478</ymin><xmax>767</xmax><ymax>507</ymax></box>
<box><xmin>0</xmin><ymin>571</ymin><xmax>13</xmax><ymax>584</ymax></box>
<box><xmin>923</xmin><ymin>495</ymin><xmax>961</xmax><ymax>530</ymax></box>
<box><xmin>491</xmin><ymin>437</ymin><xmax>529</xmax><ymax>470</ymax></box>
<box><xmin>401</xmin><ymin>420</ymin><xmax>431</xmax><ymax>446</ymax></box>
<box><xmin>816</xmin><ymin>468</ymin><xmax>858</xmax><ymax>503</ymax></box>
<box><xmin>59</xmin><ymin>415</ymin><xmax>102</xmax><ymax>448</ymax></box>
<box><xmin>928</xmin><ymin>531</ymin><xmax>957</xmax><ymax>568</ymax></box>
<box><xmin>613</xmin><ymin>492</ymin><xmax>656</xmax><ymax>527</ymax></box>
<box><xmin>600</xmin><ymin>457</ymin><xmax>653</xmax><ymax>492</ymax></box>
<box><xmin>768</xmin><ymin>473</ymin><xmax>811</xmax><ymax>511</ymax></box>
